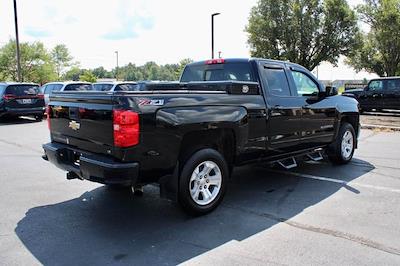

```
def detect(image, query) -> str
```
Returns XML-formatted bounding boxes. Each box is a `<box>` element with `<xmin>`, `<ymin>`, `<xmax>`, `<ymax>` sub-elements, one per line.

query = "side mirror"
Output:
<box><xmin>364</xmin><ymin>86</ymin><xmax>369</xmax><ymax>91</ymax></box>
<box><xmin>325</xmin><ymin>86</ymin><xmax>338</xmax><ymax>96</ymax></box>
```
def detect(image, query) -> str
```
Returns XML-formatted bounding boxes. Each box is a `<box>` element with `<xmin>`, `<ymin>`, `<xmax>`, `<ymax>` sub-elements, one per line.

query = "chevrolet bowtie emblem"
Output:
<box><xmin>69</xmin><ymin>120</ymin><xmax>80</xmax><ymax>131</ymax></box>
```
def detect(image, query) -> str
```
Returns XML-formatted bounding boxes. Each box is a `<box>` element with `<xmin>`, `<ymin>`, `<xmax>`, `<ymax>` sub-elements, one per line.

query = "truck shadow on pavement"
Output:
<box><xmin>15</xmin><ymin>158</ymin><xmax>374</xmax><ymax>265</ymax></box>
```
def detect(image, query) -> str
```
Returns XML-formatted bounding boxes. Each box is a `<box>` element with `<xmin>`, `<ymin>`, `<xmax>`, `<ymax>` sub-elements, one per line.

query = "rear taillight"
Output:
<box><xmin>113</xmin><ymin>110</ymin><xmax>140</xmax><ymax>148</ymax></box>
<box><xmin>2</xmin><ymin>94</ymin><xmax>15</xmax><ymax>100</ymax></box>
<box><xmin>46</xmin><ymin>105</ymin><xmax>51</xmax><ymax>129</ymax></box>
<box><xmin>37</xmin><ymin>94</ymin><xmax>44</xmax><ymax>99</ymax></box>
<box><xmin>205</xmin><ymin>58</ymin><xmax>225</xmax><ymax>65</ymax></box>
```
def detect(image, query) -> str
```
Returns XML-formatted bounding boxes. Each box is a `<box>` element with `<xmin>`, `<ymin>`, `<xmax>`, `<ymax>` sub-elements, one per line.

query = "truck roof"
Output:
<box><xmin>188</xmin><ymin>58</ymin><xmax>307</xmax><ymax>69</ymax></box>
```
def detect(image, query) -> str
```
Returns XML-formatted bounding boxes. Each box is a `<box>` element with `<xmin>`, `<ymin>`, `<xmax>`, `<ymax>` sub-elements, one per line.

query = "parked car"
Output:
<box><xmin>41</xmin><ymin>82</ymin><xmax>93</xmax><ymax>106</ymax></box>
<box><xmin>42</xmin><ymin>58</ymin><xmax>360</xmax><ymax>215</ymax></box>
<box><xmin>343</xmin><ymin>77</ymin><xmax>400</xmax><ymax>112</ymax></box>
<box><xmin>0</xmin><ymin>82</ymin><xmax>45</xmax><ymax>121</ymax></box>
<box><xmin>93</xmin><ymin>81</ymin><xmax>140</xmax><ymax>92</ymax></box>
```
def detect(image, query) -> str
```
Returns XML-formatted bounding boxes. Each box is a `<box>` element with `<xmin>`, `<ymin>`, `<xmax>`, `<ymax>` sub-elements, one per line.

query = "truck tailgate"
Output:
<box><xmin>48</xmin><ymin>92</ymin><xmax>115</xmax><ymax>156</ymax></box>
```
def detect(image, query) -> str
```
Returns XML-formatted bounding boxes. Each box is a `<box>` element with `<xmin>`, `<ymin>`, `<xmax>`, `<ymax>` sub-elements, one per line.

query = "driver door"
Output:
<box><xmin>288</xmin><ymin>68</ymin><xmax>336</xmax><ymax>149</ymax></box>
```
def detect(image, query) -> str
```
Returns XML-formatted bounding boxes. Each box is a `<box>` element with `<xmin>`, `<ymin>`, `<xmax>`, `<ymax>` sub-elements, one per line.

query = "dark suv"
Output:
<box><xmin>343</xmin><ymin>77</ymin><xmax>400</xmax><ymax>112</ymax></box>
<box><xmin>0</xmin><ymin>82</ymin><xmax>45</xmax><ymax>121</ymax></box>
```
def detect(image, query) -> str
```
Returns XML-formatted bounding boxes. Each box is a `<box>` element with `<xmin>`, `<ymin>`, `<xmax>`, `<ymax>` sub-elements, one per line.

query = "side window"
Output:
<box><xmin>369</xmin><ymin>80</ymin><xmax>383</xmax><ymax>91</ymax></box>
<box><xmin>44</xmin><ymin>85</ymin><xmax>53</xmax><ymax>94</ymax></box>
<box><xmin>291</xmin><ymin>71</ymin><xmax>319</xmax><ymax>96</ymax></box>
<box><xmin>53</xmin><ymin>84</ymin><xmax>63</xmax><ymax>92</ymax></box>
<box><xmin>387</xmin><ymin>79</ymin><xmax>400</xmax><ymax>91</ymax></box>
<box><xmin>263</xmin><ymin>68</ymin><xmax>291</xmax><ymax>97</ymax></box>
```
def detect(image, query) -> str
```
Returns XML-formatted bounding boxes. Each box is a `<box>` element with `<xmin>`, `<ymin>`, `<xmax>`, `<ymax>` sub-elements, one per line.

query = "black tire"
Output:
<box><xmin>178</xmin><ymin>148</ymin><xmax>228</xmax><ymax>216</ymax></box>
<box><xmin>35</xmin><ymin>115</ymin><xmax>43</xmax><ymax>122</ymax></box>
<box><xmin>328</xmin><ymin>122</ymin><xmax>356</xmax><ymax>164</ymax></box>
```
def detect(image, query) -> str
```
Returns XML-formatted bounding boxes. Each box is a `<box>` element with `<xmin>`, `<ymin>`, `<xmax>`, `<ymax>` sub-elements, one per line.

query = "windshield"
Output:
<box><xmin>5</xmin><ymin>85</ymin><xmax>40</xmax><ymax>96</ymax></box>
<box><xmin>180</xmin><ymin>62</ymin><xmax>256</xmax><ymax>82</ymax></box>
<box><xmin>93</xmin><ymin>84</ymin><xmax>114</xmax><ymax>91</ymax></box>
<box><xmin>63</xmin><ymin>84</ymin><xmax>93</xmax><ymax>91</ymax></box>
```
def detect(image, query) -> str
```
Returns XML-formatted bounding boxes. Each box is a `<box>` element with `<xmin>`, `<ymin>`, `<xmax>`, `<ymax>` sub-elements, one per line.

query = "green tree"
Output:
<box><xmin>63</xmin><ymin>66</ymin><xmax>83</xmax><ymax>81</ymax></box>
<box><xmin>347</xmin><ymin>0</ymin><xmax>400</xmax><ymax>76</ymax></box>
<box><xmin>0</xmin><ymin>39</ymin><xmax>57</xmax><ymax>83</ymax></box>
<box><xmin>79</xmin><ymin>70</ymin><xmax>97</xmax><ymax>82</ymax></box>
<box><xmin>246</xmin><ymin>0</ymin><xmax>361</xmax><ymax>71</ymax></box>
<box><xmin>51</xmin><ymin>44</ymin><xmax>74</xmax><ymax>79</ymax></box>
<box><xmin>175</xmin><ymin>59</ymin><xmax>193</xmax><ymax>80</ymax></box>
<box><xmin>92</xmin><ymin>66</ymin><xmax>112</xmax><ymax>79</ymax></box>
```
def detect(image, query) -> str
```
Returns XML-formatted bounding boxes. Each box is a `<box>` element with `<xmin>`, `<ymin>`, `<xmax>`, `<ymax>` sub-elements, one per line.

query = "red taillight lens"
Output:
<box><xmin>205</xmin><ymin>58</ymin><xmax>225</xmax><ymax>65</ymax></box>
<box><xmin>3</xmin><ymin>94</ymin><xmax>15</xmax><ymax>100</ymax></box>
<box><xmin>113</xmin><ymin>110</ymin><xmax>140</xmax><ymax>148</ymax></box>
<box><xmin>46</xmin><ymin>105</ymin><xmax>51</xmax><ymax>129</ymax></box>
<box><xmin>37</xmin><ymin>93</ymin><xmax>44</xmax><ymax>99</ymax></box>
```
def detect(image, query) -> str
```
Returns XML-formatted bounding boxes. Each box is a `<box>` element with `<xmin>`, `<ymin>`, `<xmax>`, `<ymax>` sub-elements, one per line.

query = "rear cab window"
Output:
<box><xmin>181</xmin><ymin>61</ymin><xmax>256</xmax><ymax>83</ymax></box>
<box><xmin>5</xmin><ymin>85</ymin><xmax>40</xmax><ymax>96</ymax></box>
<box><xmin>262</xmin><ymin>67</ymin><xmax>291</xmax><ymax>97</ymax></box>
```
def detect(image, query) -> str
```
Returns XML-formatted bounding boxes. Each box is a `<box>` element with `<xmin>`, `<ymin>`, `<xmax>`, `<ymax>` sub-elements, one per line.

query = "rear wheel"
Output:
<box><xmin>178</xmin><ymin>148</ymin><xmax>228</xmax><ymax>216</ymax></box>
<box><xmin>328</xmin><ymin>122</ymin><xmax>355</xmax><ymax>164</ymax></box>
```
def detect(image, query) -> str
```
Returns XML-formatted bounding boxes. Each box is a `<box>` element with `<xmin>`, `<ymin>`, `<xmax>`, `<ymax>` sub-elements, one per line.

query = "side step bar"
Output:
<box><xmin>276</xmin><ymin>149</ymin><xmax>324</xmax><ymax>170</ymax></box>
<box><xmin>277</xmin><ymin>157</ymin><xmax>297</xmax><ymax>170</ymax></box>
<box><xmin>306</xmin><ymin>151</ymin><xmax>324</xmax><ymax>161</ymax></box>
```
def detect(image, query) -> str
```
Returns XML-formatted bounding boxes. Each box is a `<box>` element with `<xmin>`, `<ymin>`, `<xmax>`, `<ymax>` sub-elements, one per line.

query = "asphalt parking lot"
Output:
<box><xmin>1</xmin><ymin>117</ymin><xmax>400</xmax><ymax>265</ymax></box>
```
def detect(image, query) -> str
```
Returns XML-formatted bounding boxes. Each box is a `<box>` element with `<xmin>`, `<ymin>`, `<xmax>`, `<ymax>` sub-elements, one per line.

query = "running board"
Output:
<box><xmin>306</xmin><ymin>151</ymin><xmax>324</xmax><ymax>161</ymax></box>
<box><xmin>277</xmin><ymin>157</ymin><xmax>297</xmax><ymax>169</ymax></box>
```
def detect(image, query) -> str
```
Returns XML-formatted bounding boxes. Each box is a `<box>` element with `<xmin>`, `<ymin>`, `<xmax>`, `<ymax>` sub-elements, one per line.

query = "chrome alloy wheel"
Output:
<box><xmin>189</xmin><ymin>161</ymin><xmax>222</xmax><ymax>206</ymax></box>
<box><xmin>341</xmin><ymin>130</ymin><xmax>354</xmax><ymax>160</ymax></box>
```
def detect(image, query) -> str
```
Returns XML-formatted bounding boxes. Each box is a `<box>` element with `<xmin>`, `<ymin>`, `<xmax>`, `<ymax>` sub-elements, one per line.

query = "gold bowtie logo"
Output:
<box><xmin>69</xmin><ymin>120</ymin><xmax>80</xmax><ymax>131</ymax></box>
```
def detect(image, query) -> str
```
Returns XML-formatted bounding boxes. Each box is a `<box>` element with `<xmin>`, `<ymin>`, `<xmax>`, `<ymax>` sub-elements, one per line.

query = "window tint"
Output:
<box><xmin>44</xmin><ymin>85</ymin><xmax>52</xmax><ymax>94</ymax></box>
<box><xmin>387</xmin><ymin>79</ymin><xmax>400</xmax><ymax>91</ymax></box>
<box><xmin>181</xmin><ymin>62</ymin><xmax>256</xmax><ymax>82</ymax></box>
<box><xmin>369</xmin><ymin>80</ymin><xmax>383</xmax><ymax>91</ymax></box>
<box><xmin>114</xmin><ymin>84</ymin><xmax>139</xmax><ymax>91</ymax></box>
<box><xmin>291</xmin><ymin>71</ymin><xmax>319</xmax><ymax>96</ymax></box>
<box><xmin>53</xmin><ymin>84</ymin><xmax>63</xmax><ymax>92</ymax></box>
<box><xmin>93</xmin><ymin>84</ymin><xmax>114</xmax><ymax>91</ymax></box>
<box><xmin>0</xmin><ymin>85</ymin><xmax>6</xmax><ymax>95</ymax></box>
<box><xmin>264</xmin><ymin>68</ymin><xmax>291</xmax><ymax>97</ymax></box>
<box><xmin>64</xmin><ymin>84</ymin><xmax>93</xmax><ymax>91</ymax></box>
<box><xmin>5</xmin><ymin>85</ymin><xmax>40</xmax><ymax>96</ymax></box>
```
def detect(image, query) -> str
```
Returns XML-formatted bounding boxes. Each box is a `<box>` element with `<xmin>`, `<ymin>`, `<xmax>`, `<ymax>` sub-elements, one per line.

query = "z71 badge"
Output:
<box><xmin>138</xmin><ymin>99</ymin><xmax>165</xmax><ymax>106</ymax></box>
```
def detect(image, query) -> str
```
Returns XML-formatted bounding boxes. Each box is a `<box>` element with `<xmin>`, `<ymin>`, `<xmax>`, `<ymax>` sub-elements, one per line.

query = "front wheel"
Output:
<box><xmin>328</xmin><ymin>122</ymin><xmax>356</xmax><ymax>164</ymax></box>
<box><xmin>178</xmin><ymin>148</ymin><xmax>228</xmax><ymax>216</ymax></box>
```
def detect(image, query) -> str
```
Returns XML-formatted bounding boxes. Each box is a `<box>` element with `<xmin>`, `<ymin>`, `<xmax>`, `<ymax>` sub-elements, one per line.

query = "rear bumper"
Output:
<box><xmin>42</xmin><ymin>142</ymin><xmax>139</xmax><ymax>186</ymax></box>
<box><xmin>0</xmin><ymin>107</ymin><xmax>45</xmax><ymax>117</ymax></box>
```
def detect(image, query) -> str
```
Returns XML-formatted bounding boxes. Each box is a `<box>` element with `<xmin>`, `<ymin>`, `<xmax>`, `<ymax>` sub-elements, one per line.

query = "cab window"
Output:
<box><xmin>368</xmin><ymin>80</ymin><xmax>383</xmax><ymax>91</ymax></box>
<box><xmin>263</xmin><ymin>68</ymin><xmax>291</xmax><ymax>97</ymax></box>
<box><xmin>387</xmin><ymin>79</ymin><xmax>400</xmax><ymax>91</ymax></box>
<box><xmin>291</xmin><ymin>71</ymin><xmax>319</xmax><ymax>96</ymax></box>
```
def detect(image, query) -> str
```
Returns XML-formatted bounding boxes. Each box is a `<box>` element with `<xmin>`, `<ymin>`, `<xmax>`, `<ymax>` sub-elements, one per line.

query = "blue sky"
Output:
<box><xmin>0</xmin><ymin>0</ymin><xmax>377</xmax><ymax>80</ymax></box>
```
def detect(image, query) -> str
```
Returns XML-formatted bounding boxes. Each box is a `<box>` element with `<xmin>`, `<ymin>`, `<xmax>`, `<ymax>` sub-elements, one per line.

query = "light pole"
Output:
<box><xmin>13</xmin><ymin>0</ymin><xmax>22</xmax><ymax>82</ymax></box>
<box><xmin>211</xmin><ymin>13</ymin><xmax>220</xmax><ymax>59</ymax></box>
<box><xmin>115</xmin><ymin>51</ymin><xmax>119</xmax><ymax>80</ymax></box>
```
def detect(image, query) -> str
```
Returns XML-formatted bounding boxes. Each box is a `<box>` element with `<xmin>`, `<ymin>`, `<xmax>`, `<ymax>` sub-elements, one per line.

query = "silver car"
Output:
<box><xmin>41</xmin><ymin>82</ymin><xmax>93</xmax><ymax>106</ymax></box>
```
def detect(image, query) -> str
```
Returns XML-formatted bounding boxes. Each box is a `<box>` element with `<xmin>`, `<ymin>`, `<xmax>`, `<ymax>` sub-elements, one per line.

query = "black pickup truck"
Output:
<box><xmin>43</xmin><ymin>58</ymin><xmax>360</xmax><ymax>215</ymax></box>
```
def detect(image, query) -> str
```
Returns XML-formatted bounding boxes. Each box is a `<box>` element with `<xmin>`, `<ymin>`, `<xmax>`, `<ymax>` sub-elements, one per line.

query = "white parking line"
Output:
<box><xmin>270</xmin><ymin>170</ymin><xmax>400</xmax><ymax>194</ymax></box>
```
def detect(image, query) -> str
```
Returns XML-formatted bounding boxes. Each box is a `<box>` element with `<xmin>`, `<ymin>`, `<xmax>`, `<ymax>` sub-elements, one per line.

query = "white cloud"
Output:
<box><xmin>0</xmin><ymin>0</ymin><xmax>378</xmax><ymax>81</ymax></box>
